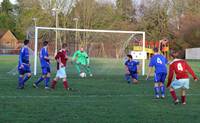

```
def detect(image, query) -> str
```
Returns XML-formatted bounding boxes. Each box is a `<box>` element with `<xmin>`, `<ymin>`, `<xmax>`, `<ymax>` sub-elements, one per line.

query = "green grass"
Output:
<box><xmin>0</xmin><ymin>55</ymin><xmax>200</xmax><ymax>123</ymax></box>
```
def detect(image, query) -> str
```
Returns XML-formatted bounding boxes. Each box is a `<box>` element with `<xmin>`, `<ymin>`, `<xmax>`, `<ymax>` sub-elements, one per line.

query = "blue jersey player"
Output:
<box><xmin>33</xmin><ymin>41</ymin><xmax>51</xmax><ymax>89</ymax></box>
<box><xmin>146</xmin><ymin>48</ymin><xmax>168</xmax><ymax>99</ymax></box>
<box><xmin>17</xmin><ymin>40</ymin><xmax>32</xmax><ymax>89</ymax></box>
<box><xmin>124</xmin><ymin>54</ymin><xmax>139</xmax><ymax>84</ymax></box>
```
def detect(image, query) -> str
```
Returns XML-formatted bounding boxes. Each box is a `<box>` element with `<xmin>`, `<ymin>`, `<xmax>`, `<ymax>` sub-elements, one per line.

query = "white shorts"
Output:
<box><xmin>56</xmin><ymin>67</ymin><xmax>66</xmax><ymax>79</ymax></box>
<box><xmin>171</xmin><ymin>78</ymin><xmax>189</xmax><ymax>89</ymax></box>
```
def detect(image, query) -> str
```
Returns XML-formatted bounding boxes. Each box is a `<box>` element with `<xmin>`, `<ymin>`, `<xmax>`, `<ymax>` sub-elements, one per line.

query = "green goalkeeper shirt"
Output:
<box><xmin>72</xmin><ymin>50</ymin><xmax>89</xmax><ymax>65</ymax></box>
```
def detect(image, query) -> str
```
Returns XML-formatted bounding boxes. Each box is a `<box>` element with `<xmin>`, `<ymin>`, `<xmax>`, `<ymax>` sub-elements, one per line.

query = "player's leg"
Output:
<box><xmin>159</xmin><ymin>82</ymin><xmax>165</xmax><ymax>98</ymax></box>
<box><xmin>154</xmin><ymin>73</ymin><xmax>161</xmax><ymax>98</ymax></box>
<box><xmin>132</xmin><ymin>73</ymin><xmax>139</xmax><ymax>84</ymax></box>
<box><xmin>34</xmin><ymin>67</ymin><xmax>47</xmax><ymax>88</ymax></box>
<box><xmin>83</xmin><ymin>65</ymin><xmax>92</xmax><ymax>76</ymax></box>
<box><xmin>22</xmin><ymin>65</ymin><xmax>31</xmax><ymax>86</ymax></box>
<box><xmin>159</xmin><ymin>73</ymin><xmax>167</xmax><ymax>98</ymax></box>
<box><xmin>75</xmin><ymin>62</ymin><xmax>81</xmax><ymax>75</ymax></box>
<box><xmin>169</xmin><ymin>87</ymin><xmax>179</xmax><ymax>104</ymax></box>
<box><xmin>169</xmin><ymin>79</ymin><xmax>183</xmax><ymax>104</ymax></box>
<box><xmin>17</xmin><ymin>66</ymin><xmax>24</xmax><ymax>89</ymax></box>
<box><xmin>62</xmin><ymin>77</ymin><xmax>69</xmax><ymax>90</ymax></box>
<box><xmin>44</xmin><ymin>67</ymin><xmax>51</xmax><ymax>89</ymax></box>
<box><xmin>18</xmin><ymin>73</ymin><xmax>24</xmax><ymax>89</ymax></box>
<box><xmin>154</xmin><ymin>83</ymin><xmax>160</xmax><ymax>98</ymax></box>
<box><xmin>125</xmin><ymin>73</ymin><xmax>131</xmax><ymax>84</ymax></box>
<box><xmin>22</xmin><ymin>72</ymin><xmax>31</xmax><ymax>87</ymax></box>
<box><xmin>181</xmin><ymin>79</ymin><xmax>189</xmax><ymax>105</ymax></box>
<box><xmin>52</xmin><ymin>67</ymin><xmax>67</xmax><ymax>89</ymax></box>
<box><xmin>181</xmin><ymin>88</ymin><xmax>186</xmax><ymax>105</ymax></box>
<box><xmin>51</xmin><ymin>76</ymin><xmax>58</xmax><ymax>89</ymax></box>
<box><xmin>33</xmin><ymin>75</ymin><xmax>45</xmax><ymax>88</ymax></box>
<box><xmin>59</xmin><ymin>67</ymin><xmax>69</xmax><ymax>90</ymax></box>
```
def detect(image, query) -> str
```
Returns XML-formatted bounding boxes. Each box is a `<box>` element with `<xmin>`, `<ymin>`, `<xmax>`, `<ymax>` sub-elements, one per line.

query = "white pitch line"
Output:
<box><xmin>0</xmin><ymin>93</ymin><xmax>200</xmax><ymax>99</ymax></box>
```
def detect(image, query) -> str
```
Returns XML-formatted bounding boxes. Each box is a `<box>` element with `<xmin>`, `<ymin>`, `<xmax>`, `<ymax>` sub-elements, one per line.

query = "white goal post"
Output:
<box><xmin>34</xmin><ymin>26</ymin><xmax>146</xmax><ymax>75</ymax></box>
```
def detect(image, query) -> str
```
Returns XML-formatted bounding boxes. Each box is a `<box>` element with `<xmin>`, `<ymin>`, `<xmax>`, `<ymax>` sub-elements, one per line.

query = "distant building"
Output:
<box><xmin>186</xmin><ymin>48</ymin><xmax>200</xmax><ymax>59</ymax></box>
<box><xmin>0</xmin><ymin>29</ymin><xmax>19</xmax><ymax>54</ymax></box>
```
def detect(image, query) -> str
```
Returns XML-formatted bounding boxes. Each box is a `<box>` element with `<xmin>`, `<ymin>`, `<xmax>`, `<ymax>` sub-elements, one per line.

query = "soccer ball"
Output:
<box><xmin>80</xmin><ymin>72</ymin><xmax>86</xmax><ymax>78</ymax></box>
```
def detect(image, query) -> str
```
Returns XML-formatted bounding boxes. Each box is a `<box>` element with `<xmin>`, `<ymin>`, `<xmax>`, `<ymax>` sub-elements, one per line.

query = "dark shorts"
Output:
<box><xmin>18</xmin><ymin>64</ymin><xmax>31</xmax><ymax>75</ymax></box>
<box><xmin>154</xmin><ymin>72</ymin><xmax>167</xmax><ymax>83</ymax></box>
<box><xmin>125</xmin><ymin>71</ymin><xmax>138</xmax><ymax>80</ymax></box>
<box><xmin>130</xmin><ymin>71</ymin><xmax>138</xmax><ymax>80</ymax></box>
<box><xmin>42</xmin><ymin>67</ymin><xmax>51</xmax><ymax>75</ymax></box>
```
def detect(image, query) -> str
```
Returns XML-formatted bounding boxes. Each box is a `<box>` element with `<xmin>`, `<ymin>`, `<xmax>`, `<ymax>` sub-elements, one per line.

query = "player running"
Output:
<box><xmin>51</xmin><ymin>44</ymin><xmax>72</xmax><ymax>90</ymax></box>
<box><xmin>17</xmin><ymin>39</ymin><xmax>32</xmax><ymax>89</ymax></box>
<box><xmin>146</xmin><ymin>47</ymin><xmax>168</xmax><ymax>99</ymax></box>
<box><xmin>33</xmin><ymin>41</ymin><xmax>51</xmax><ymax>89</ymax></box>
<box><xmin>124</xmin><ymin>54</ymin><xmax>139</xmax><ymax>84</ymax></box>
<box><xmin>72</xmin><ymin>47</ymin><xmax>92</xmax><ymax>77</ymax></box>
<box><xmin>167</xmin><ymin>50</ymin><xmax>198</xmax><ymax>105</ymax></box>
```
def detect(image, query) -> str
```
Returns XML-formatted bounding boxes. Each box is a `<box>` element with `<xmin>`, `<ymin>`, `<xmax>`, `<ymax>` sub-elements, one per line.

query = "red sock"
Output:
<box><xmin>51</xmin><ymin>80</ymin><xmax>57</xmax><ymax>89</ymax></box>
<box><xmin>181</xmin><ymin>96</ymin><xmax>186</xmax><ymax>103</ymax></box>
<box><xmin>170</xmin><ymin>90</ymin><xmax>177</xmax><ymax>101</ymax></box>
<box><xmin>63</xmin><ymin>81</ymin><xmax>69</xmax><ymax>89</ymax></box>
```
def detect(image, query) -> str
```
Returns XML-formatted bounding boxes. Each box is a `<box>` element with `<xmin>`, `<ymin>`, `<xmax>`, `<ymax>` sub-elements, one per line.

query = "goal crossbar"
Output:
<box><xmin>34</xmin><ymin>26</ymin><xmax>146</xmax><ymax>75</ymax></box>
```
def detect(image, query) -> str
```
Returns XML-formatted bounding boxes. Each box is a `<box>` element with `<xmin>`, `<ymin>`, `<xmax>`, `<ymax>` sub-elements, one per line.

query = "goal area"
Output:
<box><xmin>34</xmin><ymin>26</ymin><xmax>146</xmax><ymax>76</ymax></box>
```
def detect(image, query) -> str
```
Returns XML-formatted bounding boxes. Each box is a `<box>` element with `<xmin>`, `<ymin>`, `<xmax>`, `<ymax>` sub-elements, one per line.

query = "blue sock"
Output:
<box><xmin>22</xmin><ymin>75</ymin><xmax>31</xmax><ymax>86</ymax></box>
<box><xmin>160</xmin><ymin>85</ymin><xmax>165</xmax><ymax>96</ymax></box>
<box><xmin>45</xmin><ymin>77</ymin><xmax>50</xmax><ymax>87</ymax></box>
<box><xmin>35</xmin><ymin>77</ymin><xmax>45</xmax><ymax>85</ymax></box>
<box><xmin>125</xmin><ymin>74</ymin><xmax>131</xmax><ymax>84</ymax></box>
<box><xmin>154</xmin><ymin>87</ymin><xmax>159</xmax><ymax>96</ymax></box>
<box><xmin>18</xmin><ymin>76</ymin><xmax>23</xmax><ymax>87</ymax></box>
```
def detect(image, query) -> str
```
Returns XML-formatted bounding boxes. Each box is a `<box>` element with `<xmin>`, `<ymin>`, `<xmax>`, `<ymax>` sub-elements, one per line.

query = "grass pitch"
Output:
<box><xmin>0</xmin><ymin>56</ymin><xmax>200</xmax><ymax>123</ymax></box>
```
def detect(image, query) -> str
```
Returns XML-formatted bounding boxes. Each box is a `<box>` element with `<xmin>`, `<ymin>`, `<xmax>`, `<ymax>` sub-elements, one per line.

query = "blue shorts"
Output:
<box><xmin>154</xmin><ymin>72</ymin><xmax>167</xmax><ymax>83</ymax></box>
<box><xmin>42</xmin><ymin>67</ymin><xmax>51</xmax><ymax>75</ymax></box>
<box><xmin>125</xmin><ymin>71</ymin><xmax>138</xmax><ymax>81</ymax></box>
<box><xmin>18</xmin><ymin>64</ymin><xmax>31</xmax><ymax>75</ymax></box>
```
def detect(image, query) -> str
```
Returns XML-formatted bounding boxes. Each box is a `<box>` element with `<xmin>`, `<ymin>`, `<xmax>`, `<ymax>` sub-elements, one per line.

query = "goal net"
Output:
<box><xmin>33</xmin><ymin>27</ymin><xmax>146</xmax><ymax>76</ymax></box>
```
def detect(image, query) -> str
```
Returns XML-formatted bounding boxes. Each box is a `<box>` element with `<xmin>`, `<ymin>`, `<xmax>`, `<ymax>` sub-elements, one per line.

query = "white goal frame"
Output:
<box><xmin>34</xmin><ymin>26</ymin><xmax>146</xmax><ymax>75</ymax></box>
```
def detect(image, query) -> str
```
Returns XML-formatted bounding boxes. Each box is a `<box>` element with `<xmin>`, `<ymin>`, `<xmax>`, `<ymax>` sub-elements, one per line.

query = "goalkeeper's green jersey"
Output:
<box><xmin>72</xmin><ymin>50</ymin><xmax>89</xmax><ymax>65</ymax></box>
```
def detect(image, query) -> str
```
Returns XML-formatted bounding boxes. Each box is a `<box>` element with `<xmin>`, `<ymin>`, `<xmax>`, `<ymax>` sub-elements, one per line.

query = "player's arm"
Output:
<box><xmin>146</xmin><ymin>67</ymin><xmax>153</xmax><ymax>80</ymax></box>
<box><xmin>44</xmin><ymin>56</ymin><xmax>50</xmax><ymax>60</ymax></box>
<box><xmin>185</xmin><ymin>62</ymin><xmax>198</xmax><ymax>81</ymax></box>
<box><xmin>146</xmin><ymin>59</ymin><xmax>153</xmax><ymax>80</ymax></box>
<box><xmin>55</xmin><ymin>53</ymin><xmax>63</xmax><ymax>67</ymax></box>
<box><xmin>124</xmin><ymin>62</ymin><xmax>130</xmax><ymax>74</ymax></box>
<box><xmin>125</xmin><ymin>66</ymin><xmax>130</xmax><ymax>74</ymax></box>
<box><xmin>167</xmin><ymin>65</ymin><xmax>174</xmax><ymax>88</ymax></box>
<box><xmin>42</xmin><ymin>49</ymin><xmax>50</xmax><ymax>61</ymax></box>
<box><xmin>55</xmin><ymin>53</ymin><xmax>59</xmax><ymax>61</ymax></box>
<box><xmin>85</xmin><ymin>53</ymin><xmax>90</xmax><ymax>65</ymax></box>
<box><xmin>19</xmin><ymin>48</ymin><xmax>24</xmax><ymax>68</ymax></box>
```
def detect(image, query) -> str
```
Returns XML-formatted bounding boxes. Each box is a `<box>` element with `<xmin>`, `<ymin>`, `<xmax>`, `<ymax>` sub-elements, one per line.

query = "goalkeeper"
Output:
<box><xmin>72</xmin><ymin>47</ymin><xmax>92</xmax><ymax>77</ymax></box>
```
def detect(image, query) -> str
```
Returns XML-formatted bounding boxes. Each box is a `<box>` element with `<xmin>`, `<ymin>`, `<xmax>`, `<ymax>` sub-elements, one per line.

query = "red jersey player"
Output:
<box><xmin>167</xmin><ymin>50</ymin><xmax>198</xmax><ymax>105</ymax></box>
<box><xmin>51</xmin><ymin>43</ymin><xmax>72</xmax><ymax>90</ymax></box>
